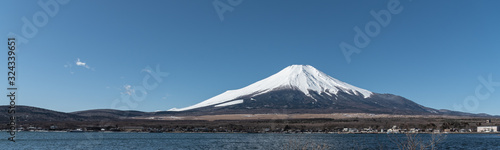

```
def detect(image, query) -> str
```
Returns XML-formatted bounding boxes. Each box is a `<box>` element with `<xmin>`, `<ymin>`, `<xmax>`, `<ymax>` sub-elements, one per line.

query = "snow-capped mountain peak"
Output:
<box><xmin>168</xmin><ymin>65</ymin><xmax>372</xmax><ymax>111</ymax></box>
<box><xmin>260</xmin><ymin>65</ymin><xmax>372</xmax><ymax>98</ymax></box>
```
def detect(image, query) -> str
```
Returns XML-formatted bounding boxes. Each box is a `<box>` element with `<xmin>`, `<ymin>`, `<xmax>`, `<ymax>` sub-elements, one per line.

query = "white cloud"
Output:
<box><xmin>122</xmin><ymin>84</ymin><xmax>135</xmax><ymax>95</ymax></box>
<box><xmin>162</xmin><ymin>93</ymin><xmax>169</xmax><ymax>100</ymax></box>
<box><xmin>76</xmin><ymin>58</ymin><xmax>90</xmax><ymax>69</ymax></box>
<box><xmin>64</xmin><ymin>63</ymin><xmax>75</xmax><ymax>74</ymax></box>
<box><xmin>141</xmin><ymin>68</ymin><xmax>152</xmax><ymax>73</ymax></box>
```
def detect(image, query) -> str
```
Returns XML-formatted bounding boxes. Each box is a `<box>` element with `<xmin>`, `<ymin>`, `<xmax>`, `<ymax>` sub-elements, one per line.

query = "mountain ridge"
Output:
<box><xmin>0</xmin><ymin>104</ymin><xmax>497</xmax><ymax>123</ymax></box>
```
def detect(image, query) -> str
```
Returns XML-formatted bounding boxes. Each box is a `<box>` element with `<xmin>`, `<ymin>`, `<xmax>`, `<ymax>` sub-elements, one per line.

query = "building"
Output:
<box><xmin>387</xmin><ymin>128</ymin><xmax>401</xmax><ymax>133</ymax></box>
<box><xmin>477</xmin><ymin>126</ymin><xmax>499</xmax><ymax>132</ymax></box>
<box><xmin>342</xmin><ymin>128</ymin><xmax>358</xmax><ymax>133</ymax></box>
<box><xmin>433</xmin><ymin>129</ymin><xmax>441</xmax><ymax>133</ymax></box>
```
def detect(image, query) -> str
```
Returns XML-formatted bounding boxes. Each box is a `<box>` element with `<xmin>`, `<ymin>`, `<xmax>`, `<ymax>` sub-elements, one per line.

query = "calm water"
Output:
<box><xmin>1</xmin><ymin>132</ymin><xmax>499</xmax><ymax>149</ymax></box>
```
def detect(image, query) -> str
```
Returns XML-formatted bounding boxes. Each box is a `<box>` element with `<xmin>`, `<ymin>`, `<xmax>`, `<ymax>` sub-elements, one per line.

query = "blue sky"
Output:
<box><xmin>1</xmin><ymin>0</ymin><xmax>499</xmax><ymax>115</ymax></box>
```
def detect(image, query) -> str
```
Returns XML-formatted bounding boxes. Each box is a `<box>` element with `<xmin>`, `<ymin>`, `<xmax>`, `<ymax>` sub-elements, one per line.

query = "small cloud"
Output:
<box><xmin>76</xmin><ymin>58</ymin><xmax>90</xmax><ymax>69</ymax></box>
<box><xmin>65</xmin><ymin>58</ymin><xmax>94</xmax><ymax>74</ymax></box>
<box><xmin>120</xmin><ymin>84</ymin><xmax>148</xmax><ymax>96</ymax></box>
<box><xmin>141</xmin><ymin>68</ymin><xmax>152</xmax><ymax>73</ymax></box>
<box><xmin>162</xmin><ymin>93</ymin><xmax>169</xmax><ymax>100</ymax></box>
<box><xmin>122</xmin><ymin>84</ymin><xmax>135</xmax><ymax>95</ymax></box>
<box><xmin>64</xmin><ymin>63</ymin><xmax>75</xmax><ymax>74</ymax></box>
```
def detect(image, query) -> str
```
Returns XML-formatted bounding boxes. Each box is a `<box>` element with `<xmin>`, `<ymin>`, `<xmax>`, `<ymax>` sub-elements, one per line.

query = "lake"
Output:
<box><xmin>1</xmin><ymin>132</ymin><xmax>499</xmax><ymax>149</ymax></box>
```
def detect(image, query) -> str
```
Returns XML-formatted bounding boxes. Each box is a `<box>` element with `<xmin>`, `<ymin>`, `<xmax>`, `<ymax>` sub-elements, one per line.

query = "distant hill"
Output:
<box><xmin>0</xmin><ymin>105</ymin><xmax>148</xmax><ymax>123</ymax></box>
<box><xmin>0</xmin><ymin>105</ymin><xmax>88</xmax><ymax>122</ymax></box>
<box><xmin>71</xmin><ymin>109</ymin><xmax>150</xmax><ymax>119</ymax></box>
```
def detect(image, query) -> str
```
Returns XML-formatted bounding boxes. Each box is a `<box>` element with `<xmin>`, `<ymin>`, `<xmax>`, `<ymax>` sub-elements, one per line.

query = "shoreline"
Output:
<box><xmin>6</xmin><ymin>130</ymin><xmax>500</xmax><ymax>135</ymax></box>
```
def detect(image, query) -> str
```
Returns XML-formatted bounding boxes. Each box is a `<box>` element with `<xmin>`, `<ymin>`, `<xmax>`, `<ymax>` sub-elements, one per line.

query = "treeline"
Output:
<box><xmin>1</xmin><ymin>117</ymin><xmax>497</xmax><ymax>133</ymax></box>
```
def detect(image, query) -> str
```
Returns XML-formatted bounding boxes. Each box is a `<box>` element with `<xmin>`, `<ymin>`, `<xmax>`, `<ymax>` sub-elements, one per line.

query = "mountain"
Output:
<box><xmin>164</xmin><ymin>65</ymin><xmax>441</xmax><ymax>115</ymax></box>
<box><xmin>71</xmin><ymin>109</ymin><xmax>150</xmax><ymax>119</ymax></box>
<box><xmin>0</xmin><ymin>105</ymin><xmax>89</xmax><ymax>122</ymax></box>
<box><xmin>0</xmin><ymin>106</ymin><xmax>149</xmax><ymax>122</ymax></box>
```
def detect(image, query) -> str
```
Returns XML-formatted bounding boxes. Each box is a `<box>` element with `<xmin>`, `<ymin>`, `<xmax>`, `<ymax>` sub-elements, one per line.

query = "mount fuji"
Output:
<box><xmin>163</xmin><ymin>65</ymin><xmax>459</xmax><ymax>115</ymax></box>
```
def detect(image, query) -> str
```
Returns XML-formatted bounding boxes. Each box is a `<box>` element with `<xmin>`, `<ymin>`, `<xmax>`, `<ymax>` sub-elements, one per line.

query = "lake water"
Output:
<box><xmin>1</xmin><ymin>132</ymin><xmax>499</xmax><ymax>149</ymax></box>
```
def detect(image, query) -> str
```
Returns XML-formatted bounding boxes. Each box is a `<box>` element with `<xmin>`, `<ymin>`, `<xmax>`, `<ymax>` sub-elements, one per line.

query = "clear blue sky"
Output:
<box><xmin>1</xmin><ymin>0</ymin><xmax>499</xmax><ymax>115</ymax></box>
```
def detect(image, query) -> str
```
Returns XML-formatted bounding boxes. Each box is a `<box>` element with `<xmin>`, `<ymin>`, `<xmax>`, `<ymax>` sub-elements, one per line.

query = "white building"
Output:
<box><xmin>477</xmin><ymin>126</ymin><xmax>499</xmax><ymax>132</ymax></box>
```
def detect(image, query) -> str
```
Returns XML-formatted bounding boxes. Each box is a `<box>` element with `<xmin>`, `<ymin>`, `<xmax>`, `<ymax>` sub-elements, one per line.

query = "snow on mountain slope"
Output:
<box><xmin>214</xmin><ymin>100</ymin><xmax>244</xmax><ymax>107</ymax></box>
<box><xmin>168</xmin><ymin>65</ymin><xmax>372</xmax><ymax>111</ymax></box>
